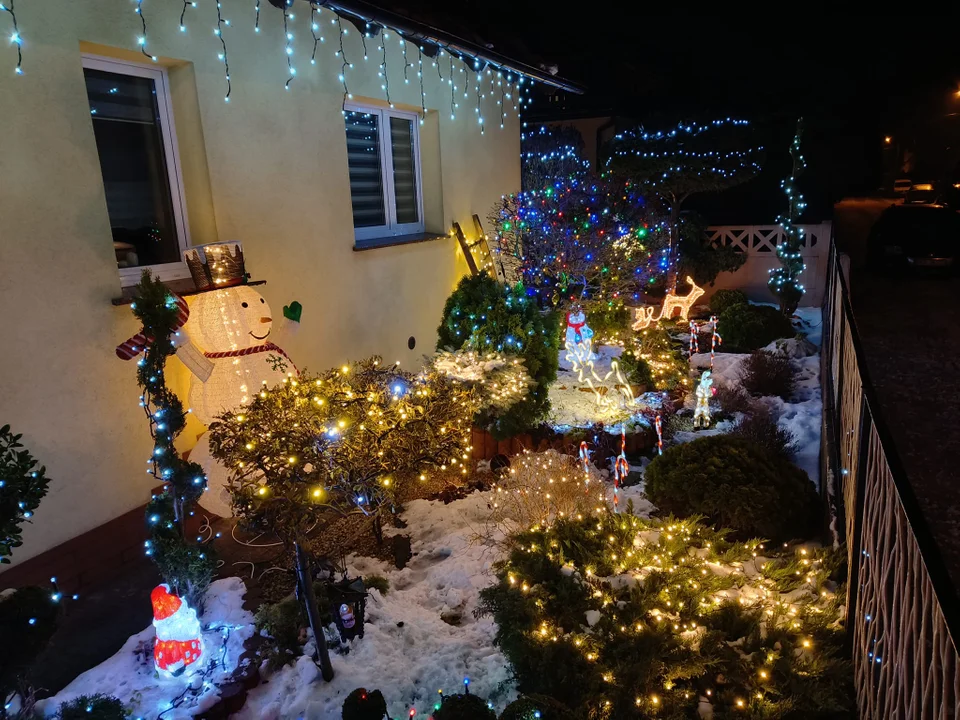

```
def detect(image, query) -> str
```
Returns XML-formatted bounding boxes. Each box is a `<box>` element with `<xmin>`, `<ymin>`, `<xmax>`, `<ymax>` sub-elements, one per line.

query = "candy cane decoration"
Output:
<box><xmin>655</xmin><ymin>414</ymin><xmax>663</xmax><ymax>455</ymax></box>
<box><xmin>579</xmin><ymin>441</ymin><xmax>591</xmax><ymax>493</ymax></box>
<box><xmin>612</xmin><ymin>428</ymin><xmax>629</xmax><ymax>514</ymax></box>
<box><xmin>709</xmin><ymin>315</ymin><xmax>721</xmax><ymax>370</ymax></box>
<box><xmin>689</xmin><ymin>319</ymin><xmax>699</xmax><ymax>356</ymax></box>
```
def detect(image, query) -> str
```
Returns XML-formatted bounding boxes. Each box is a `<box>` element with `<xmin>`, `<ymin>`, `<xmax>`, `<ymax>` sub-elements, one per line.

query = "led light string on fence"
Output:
<box><xmin>0</xmin><ymin>0</ymin><xmax>22</xmax><ymax>75</ymax></box>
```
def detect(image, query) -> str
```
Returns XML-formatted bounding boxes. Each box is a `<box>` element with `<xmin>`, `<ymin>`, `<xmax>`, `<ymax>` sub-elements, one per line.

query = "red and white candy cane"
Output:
<box><xmin>612</xmin><ymin>428</ymin><xmax>630</xmax><ymax>514</ymax></box>
<box><xmin>689</xmin><ymin>320</ymin><xmax>699</xmax><ymax>355</ymax></box>
<box><xmin>655</xmin><ymin>414</ymin><xmax>663</xmax><ymax>455</ymax></box>
<box><xmin>579</xmin><ymin>441</ymin><xmax>591</xmax><ymax>493</ymax></box>
<box><xmin>116</xmin><ymin>294</ymin><xmax>190</xmax><ymax>360</ymax></box>
<box><xmin>709</xmin><ymin>315</ymin><xmax>722</xmax><ymax>370</ymax></box>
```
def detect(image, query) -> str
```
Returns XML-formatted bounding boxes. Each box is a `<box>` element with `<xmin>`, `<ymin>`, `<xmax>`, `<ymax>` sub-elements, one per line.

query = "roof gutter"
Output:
<box><xmin>315</xmin><ymin>0</ymin><xmax>585</xmax><ymax>94</ymax></box>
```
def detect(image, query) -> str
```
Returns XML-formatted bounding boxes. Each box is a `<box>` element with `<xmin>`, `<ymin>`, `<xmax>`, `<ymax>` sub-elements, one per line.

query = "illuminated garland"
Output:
<box><xmin>128</xmin><ymin>272</ymin><xmax>216</xmax><ymax>609</ymax></box>
<box><xmin>0</xmin><ymin>0</ymin><xmax>22</xmax><ymax>75</ymax></box>
<box><xmin>768</xmin><ymin>117</ymin><xmax>808</xmax><ymax>315</ymax></box>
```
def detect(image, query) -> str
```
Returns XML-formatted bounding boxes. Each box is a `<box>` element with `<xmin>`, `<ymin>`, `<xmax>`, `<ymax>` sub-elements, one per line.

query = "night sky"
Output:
<box><xmin>449</xmin><ymin>10</ymin><xmax>960</xmax><ymax>223</ymax></box>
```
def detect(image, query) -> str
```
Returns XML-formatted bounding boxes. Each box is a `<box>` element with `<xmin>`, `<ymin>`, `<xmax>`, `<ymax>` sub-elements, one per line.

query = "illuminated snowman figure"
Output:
<box><xmin>563</xmin><ymin>304</ymin><xmax>597</xmax><ymax>368</ymax></box>
<box><xmin>175</xmin><ymin>243</ymin><xmax>300</xmax><ymax>517</ymax></box>
<box><xmin>693</xmin><ymin>371</ymin><xmax>713</xmax><ymax>429</ymax></box>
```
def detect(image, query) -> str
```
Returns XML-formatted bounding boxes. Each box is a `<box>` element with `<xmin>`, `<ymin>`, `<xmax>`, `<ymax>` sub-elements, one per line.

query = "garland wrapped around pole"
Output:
<box><xmin>129</xmin><ymin>271</ymin><xmax>216</xmax><ymax>611</ymax></box>
<box><xmin>768</xmin><ymin>118</ymin><xmax>807</xmax><ymax>316</ymax></box>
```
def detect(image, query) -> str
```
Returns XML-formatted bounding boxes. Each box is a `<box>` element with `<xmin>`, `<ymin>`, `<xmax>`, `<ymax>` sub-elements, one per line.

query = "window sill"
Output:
<box><xmin>353</xmin><ymin>231</ymin><xmax>447</xmax><ymax>252</ymax></box>
<box><xmin>111</xmin><ymin>278</ymin><xmax>266</xmax><ymax>306</ymax></box>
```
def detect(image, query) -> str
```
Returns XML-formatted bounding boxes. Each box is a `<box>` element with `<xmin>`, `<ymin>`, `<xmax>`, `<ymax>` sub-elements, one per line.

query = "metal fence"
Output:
<box><xmin>821</xmin><ymin>244</ymin><xmax>960</xmax><ymax>718</ymax></box>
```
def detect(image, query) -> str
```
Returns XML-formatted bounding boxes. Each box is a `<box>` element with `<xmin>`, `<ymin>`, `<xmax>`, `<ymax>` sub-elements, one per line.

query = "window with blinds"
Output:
<box><xmin>344</xmin><ymin>105</ymin><xmax>424</xmax><ymax>243</ymax></box>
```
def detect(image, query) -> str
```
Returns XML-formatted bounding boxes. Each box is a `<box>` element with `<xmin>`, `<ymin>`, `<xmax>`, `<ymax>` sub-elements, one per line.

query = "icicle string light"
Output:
<box><xmin>0</xmin><ymin>0</ymin><xmax>23</xmax><ymax>75</ymax></box>
<box><xmin>378</xmin><ymin>28</ymin><xmax>391</xmax><ymax>106</ymax></box>
<box><xmin>179</xmin><ymin>0</ymin><xmax>193</xmax><ymax>32</ymax></box>
<box><xmin>282</xmin><ymin>3</ymin><xmax>295</xmax><ymax>89</ymax></box>
<box><xmin>336</xmin><ymin>14</ymin><xmax>351</xmax><ymax>111</ymax></box>
<box><xmin>309</xmin><ymin>2</ymin><xmax>323</xmax><ymax>65</ymax></box>
<box><xmin>214</xmin><ymin>1</ymin><xmax>231</xmax><ymax>102</ymax></box>
<box><xmin>135</xmin><ymin>0</ymin><xmax>158</xmax><ymax>62</ymax></box>
<box><xmin>417</xmin><ymin>44</ymin><xmax>425</xmax><ymax>123</ymax></box>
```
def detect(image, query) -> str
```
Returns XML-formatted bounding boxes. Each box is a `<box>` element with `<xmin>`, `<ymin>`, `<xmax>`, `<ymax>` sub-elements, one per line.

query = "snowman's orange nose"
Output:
<box><xmin>260</xmin><ymin>317</ymin><xmax>272</xmax><ymax>323</ymax></box>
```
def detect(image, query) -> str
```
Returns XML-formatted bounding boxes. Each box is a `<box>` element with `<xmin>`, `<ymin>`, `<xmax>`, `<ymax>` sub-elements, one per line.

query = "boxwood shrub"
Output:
<box><xmin>709</xmin><ymin>288</ymin><xmax>749</xmax><ymax>315</ymax></box>
<box><xmin>717</xmin><ymin>302</ymin><xmax>795</xmax><ymax>352</ymax></box>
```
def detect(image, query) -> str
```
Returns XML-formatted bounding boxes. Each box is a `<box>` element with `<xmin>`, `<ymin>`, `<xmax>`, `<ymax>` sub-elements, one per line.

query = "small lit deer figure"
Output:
<box><xmin>631</xmin><ymin>276</ymin><xmax>706</xmax><ymax>331</ymax></box>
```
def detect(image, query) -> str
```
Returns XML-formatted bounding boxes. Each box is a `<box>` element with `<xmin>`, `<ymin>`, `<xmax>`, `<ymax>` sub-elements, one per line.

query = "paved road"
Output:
<box><xmin>850</xmin><ymin>269</ymin><xmax>960</xmax><ymax>593</ymax></box>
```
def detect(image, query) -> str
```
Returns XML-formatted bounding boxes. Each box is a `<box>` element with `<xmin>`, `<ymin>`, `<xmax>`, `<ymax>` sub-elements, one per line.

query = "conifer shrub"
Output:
<box><xmin>709</xmin><ymin>289</ymin><xmax>749</xmax><ymax>315</ymax></box>
<box><xmin>437</xmin><ymin>274</ymin><xmax>559</xmax><ymax>439</ymax></box>
<box><xmin>644</xmin><ymin>435</ymin><xmax>818</xmax><ymax>542</ymax></box>
<box><xmin>717</xmin><ymin>302</ymin><xmax>795</xmax><ymax>352</ymax></box>
<box><xmin>57</xmin><ymin>694</ymin><xmax>126</xmax><ymax>720</ymax></box>
<box><xmin>739</xmin><ymin>349</ymin><xmax>796</xmax><ymax>400</ymax></box>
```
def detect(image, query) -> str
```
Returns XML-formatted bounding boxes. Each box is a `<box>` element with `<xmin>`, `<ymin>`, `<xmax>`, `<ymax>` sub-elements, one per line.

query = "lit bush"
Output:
<box><xmin>644</xmin><ymin>435</ymin><xmax>818</xmax><ymax>542</ymax></box>
<box><xmin>625</xmin><ymin>325</ymin><xmax>689</xmax><ymax>392</ymax></box>
<box><xmin>56</xmin><ymin>694</ymin><xmax>125</xmax><ymax>720</ymax></box>
<box><xmin>482</xmin><ymin>451</ymin><xmax>605</xmax><ymax>543</ymax></box>
<box><xmin>615</xmin><ymin>350</ymin><xmax>655</xmax><ymax>388</ymax></box>
<box><xmin>437</xmin><ymin>274</ymin><xmax>560</xmax><ymax>439</ymax></box>
<box><xmin>739</xmin><ymin>349</ymin><xmax>796</xmax><ymax>400</ymax></box>
<box><xmin>584</xmin><ymin>301</ymin><xmax>632</xmax><ymax>344</ymax></box>
<box><xmin>342</xmin><ymin>688</ymin><xmax>388</xmax><ymax>720</ymax></box>
<box><xmin>477</xmin><ymin>513</ymin><xmax>852</xmax><ymax>719</ymax></box>
<box><xmin>433</xmin><ymin>693</ymin><xmax>496</xmax><ymax>720</ymax></box>
<box><xmin>709</xmin><ymin>288</ymin><xmax>748</xmax><ymax>315</ymax></box>
<box><xmin>717</xmin><ymin>302</ymin><xmax>795</xmax><ymax>352</ymax></box>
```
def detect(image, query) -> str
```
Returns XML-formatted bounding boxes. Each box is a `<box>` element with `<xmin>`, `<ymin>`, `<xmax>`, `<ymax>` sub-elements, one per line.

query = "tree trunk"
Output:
<box><xmin>372</xmin><ymin>514</ymin><xmax>384</xmax><ymax>546</ymax></box>
<box><xmin>667</xmin><ymin>204</ymin><xmax>681</xmax><ymax>292</ymax></box>
<box><xmin>294</xmin><ymin>541</ymin><xmax>334</xmax><ymax>681</ymax></box>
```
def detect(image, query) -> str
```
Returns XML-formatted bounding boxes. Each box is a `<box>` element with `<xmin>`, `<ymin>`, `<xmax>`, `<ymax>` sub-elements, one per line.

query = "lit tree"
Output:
<box><xmin>520</xmin><ymin>124</ymin><xmax>590</xmax><ymax>192</ymax></box>
<box><xmin>209</xmin><ymin>357</ymin><xmax>479</xmax><ymax>680</ymax></box>
<box><xmin>606</xmin><ymin>119</ymin><xmax>763</xmax><ymax>289</ymax></box>
<box><xmin>130</xmin><ymin>273</ymin><xmax>216</xmax><ymax>611</ymax></box>
<box><xmin>768</xmin><ymin>118</ymin><xmax>808</xmax><ymax>316</ymax></box>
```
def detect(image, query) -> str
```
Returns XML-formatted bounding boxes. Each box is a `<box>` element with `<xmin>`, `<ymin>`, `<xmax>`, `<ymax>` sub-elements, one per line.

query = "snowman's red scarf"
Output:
<box><xmin>203</xmin><ymin>342</ymin><xmax>299</xmax><ymax>374</ymax></box>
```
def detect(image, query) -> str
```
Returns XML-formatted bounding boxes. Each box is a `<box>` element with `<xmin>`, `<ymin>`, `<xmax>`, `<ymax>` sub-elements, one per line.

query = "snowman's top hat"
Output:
<box><xmin>183</xmin><ymin>242</ymin><xmax>252</xmax><ymax>292</ymax></box>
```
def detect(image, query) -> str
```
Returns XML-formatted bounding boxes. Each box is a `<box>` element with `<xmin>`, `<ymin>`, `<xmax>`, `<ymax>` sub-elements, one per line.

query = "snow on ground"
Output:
<box><xmin>549</xmin><ymin>344</ymin><xmax>662</xmax><ymax>431</ymax></box>
<box><xmin>687</xmin><ymin>307</ymin><xmax>824</xmax><ymax>488</ymax></box>
<box><xmin>237</xmin><ymin>491</ymin><xmax>515</xmax><ymax>720</ymax></box>
<box><xmin>37</xmin><ymin>578</ymin><xmax>255</xmax><ymax>720</ymax></box>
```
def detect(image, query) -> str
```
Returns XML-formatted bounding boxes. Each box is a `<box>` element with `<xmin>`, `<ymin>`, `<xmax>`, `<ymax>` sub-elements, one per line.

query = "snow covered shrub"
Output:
<box><xmin>433</xmin><ymin>693</ymin><xmax>496</xmax><ymax>720</ymax></box>
<box><xmin>431</xmin><ymin>351</ymin><xmax>534</xmax><ymax>422</ymax></box>
<box><xmin>342</xmin><ymin>688</ymin><xmax>388</xmax><ymax>720</ymax></box>
<box><xmin>709</xmin><ymin>289</ymin><xmax>748</xmax><ymax>315</ymax></box>
<box><xmin>482</xmin><ymin>451</ymin><xmax>606</xmax><ymax>543</ymax></box>
<box><xmin>717</xmin><ymin>302</ymin><xmax>795</xmax><ymax>352</ymax></box>
<box><xmin>477</xmin><ymin>513</ymin><xmax>852</xmax><ymax>719</ymax></box>
<box><xmin>731</xmin><ymin>411</ymin><xmax>797</xmax><ymax>461</ymax></box>
<box><xmin>56</xmin><ymin>694</ymin><xmax>125</xmax><ymax>720</ymax></box>
<box><xmin>499</xmin><ymin>695</ymin><xmax>577</xmax><ymax>720</ymax></box>
<box><xmin>436</xmin><ymin>274</ymin><xmax>560</xmax><ymax>439</ymax></box>
<box><xmin>739</xmin><ymin>349</ymin><xmax>796</xmax><ymax>400</ymax></box>
<box><xmin>644</xmin><ymin>435</ymin><xmax>818</xmax><ymax>542</ymax></box>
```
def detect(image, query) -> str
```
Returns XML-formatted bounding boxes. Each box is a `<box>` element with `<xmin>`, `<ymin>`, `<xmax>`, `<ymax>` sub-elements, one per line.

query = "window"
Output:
<box><xmin>82</xmin><ymin>55</ymin><xmax>190</xmax><ymax>285</ymax></box>
<box><xmin>344</xmin><ymin>104</ymin><xmax>424</xmax><ymax>243</ymax></box>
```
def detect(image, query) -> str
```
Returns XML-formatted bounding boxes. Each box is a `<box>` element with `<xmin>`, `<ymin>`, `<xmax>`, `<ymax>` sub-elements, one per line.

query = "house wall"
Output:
<box><xmin>0</xmin><ymin>0</ymin><xmax>519</xmax><ymax>572</ymax></box>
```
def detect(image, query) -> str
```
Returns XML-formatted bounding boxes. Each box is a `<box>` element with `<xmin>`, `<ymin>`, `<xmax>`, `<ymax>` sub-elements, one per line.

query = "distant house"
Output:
<box><xmin>0</xmin><ymin>0</ymin><xmax>579</xmax><ymax>587</ymax></box>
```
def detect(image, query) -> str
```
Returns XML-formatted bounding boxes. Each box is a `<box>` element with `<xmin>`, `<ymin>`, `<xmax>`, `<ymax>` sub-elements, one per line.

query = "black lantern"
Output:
<box><xmin>327</xmin><ymin>576</ymin><xmax>368</xmax><ymax>642</ymax></box>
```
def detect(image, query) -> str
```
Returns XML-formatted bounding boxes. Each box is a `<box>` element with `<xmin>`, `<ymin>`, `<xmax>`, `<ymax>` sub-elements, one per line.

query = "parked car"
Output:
<box><xmin>867</xmin><ymin>204</ymin><xmax>960</xmax><ymax>271</ymax></box>
<box><xmin>904</xmin><ymin>182</ymin><xmax>938</xmax><ymax>205</ymax></box>
<box><xmin>893</xmin><ymin>178</ymin><xmax>913</xmax><ymax>194</ymax></box>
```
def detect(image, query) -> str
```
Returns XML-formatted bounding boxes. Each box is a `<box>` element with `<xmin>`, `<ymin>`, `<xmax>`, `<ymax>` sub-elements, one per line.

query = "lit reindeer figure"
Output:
<box><xmin>631</xmin><ymin>276</ymin><xmax>705</xmax><ymax>331</ymax></box>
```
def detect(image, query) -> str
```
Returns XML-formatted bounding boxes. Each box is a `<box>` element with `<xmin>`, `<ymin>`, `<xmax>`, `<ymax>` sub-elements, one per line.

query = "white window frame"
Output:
<box><xmin>82</xmin><ymin>54</ymin><xmax>192</xmax><ymax>286</ymax></box>
<box><xmin>344</xmin><ymin>103</ymin><xmax>425</xmax><ymax>242</ymax></box>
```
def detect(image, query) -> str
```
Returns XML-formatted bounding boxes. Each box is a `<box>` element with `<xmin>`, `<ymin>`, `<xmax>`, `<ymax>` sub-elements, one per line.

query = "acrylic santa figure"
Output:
<box><xmin>693</xmin><ymin>371</ymin><xmax>714</xmax><ymax>429</ymax></box>
<box><xmin>152</xmin><ymin>583</ymin><xmax>204</xmax><ymax>676</ymax></box>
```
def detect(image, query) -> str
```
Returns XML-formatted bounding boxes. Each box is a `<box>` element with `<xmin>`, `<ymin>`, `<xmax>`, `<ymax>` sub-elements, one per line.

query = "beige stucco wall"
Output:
<box><xmin>0</xmin><ymin>0</ymin><xmax>519</xmax><ymax>568</ymax></box>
